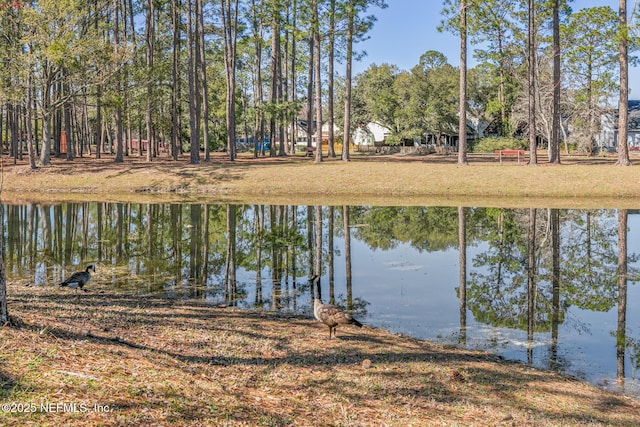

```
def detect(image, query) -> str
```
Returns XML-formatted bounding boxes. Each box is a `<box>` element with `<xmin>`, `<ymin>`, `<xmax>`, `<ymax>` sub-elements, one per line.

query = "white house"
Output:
<box><xmin>467</xmin><ymin>116</ymin><xmax>490</xmax><ymax>139</ymax></box>
<box><xmin>352</xmin><ymin>122</ymin><xmax>392</xmax><ymax>147</ymax></box>
<box><xmin>294</xmin><ymin>119</ymin><xmax>340</xmax><ymax>150</ymax></box>
<box><xmin>352</xmin><ymin>119</ymin><xmax>488</xmax><ymax>149</ymax></box>
<box><xmin>597</xmin><ymin>100</ymin><xmax>640</xmax><ymax>150</ymax></box>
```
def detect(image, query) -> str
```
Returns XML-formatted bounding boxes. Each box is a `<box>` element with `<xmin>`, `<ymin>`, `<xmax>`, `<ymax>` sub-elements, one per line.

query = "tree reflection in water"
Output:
<box><xmin>3</xmin><ymin>203</ymin><xmax>639</xmax><ymax>397</ymax></box>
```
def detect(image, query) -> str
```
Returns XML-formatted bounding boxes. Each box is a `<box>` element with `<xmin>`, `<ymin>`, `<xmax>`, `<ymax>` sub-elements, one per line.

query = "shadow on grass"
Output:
<box><xmin>6</xmin><ymin>287</ymin><xmax>639</xmax><ymax>426</ymax></box>
<box><xmin>0</xmin><ymin>370</ymin><xmax>19</xmax><ymax>398</ymax></box>
<box><xmin>13</xmin><ymin>289</ymin><xmax>504</xmax><ymax>366</ymax></box>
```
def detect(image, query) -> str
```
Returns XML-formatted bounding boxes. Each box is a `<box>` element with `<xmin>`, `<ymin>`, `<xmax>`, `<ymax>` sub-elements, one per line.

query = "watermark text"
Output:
<box><xmin>1</xmin><ymin>402</ymin><xmax>112</xmax><ymax>413</ymax></box>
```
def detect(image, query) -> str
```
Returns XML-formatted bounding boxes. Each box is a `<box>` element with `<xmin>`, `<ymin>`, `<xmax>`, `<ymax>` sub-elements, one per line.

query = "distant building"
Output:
<box><xmin>351</xmin><ymin>120</ymin><xmax>482</xmax><ymax>151</ymax></box>
<box><xmin>352</xmin><ymin>122</ymin><xmax>392</xmax><ymax>147</ymax></box>
<box><xmin>598</xmin><ymin>100</ymin><xmax>640</xmax><ymax>150</ymax></box>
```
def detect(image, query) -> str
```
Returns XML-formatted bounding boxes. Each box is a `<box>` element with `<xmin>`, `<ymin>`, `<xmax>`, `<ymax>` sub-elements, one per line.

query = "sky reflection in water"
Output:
<box><xmin>5</xmin><ymin>203</ymin><xmax>639</xmax><ymax>399</ymax></box>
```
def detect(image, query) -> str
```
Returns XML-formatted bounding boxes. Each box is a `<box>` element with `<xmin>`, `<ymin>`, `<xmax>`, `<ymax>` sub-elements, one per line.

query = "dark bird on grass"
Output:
<box><xmin>58</xmin><ymin>265</ymin><xmax>95</xmax><ymax>292</ymax></box>
<box><xmin>310</xmin><ymin>275</ymin><xmax>363</xmax><ymax>339</ymax></box>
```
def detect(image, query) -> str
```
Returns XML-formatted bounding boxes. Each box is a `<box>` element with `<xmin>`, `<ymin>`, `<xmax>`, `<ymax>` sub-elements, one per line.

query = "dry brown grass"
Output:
<box><xmin>2</xmin><ymin>151</ymin><xmax>640</xmax><ymax>426</ymax></box>
<box><xmin>2</xmin><ymin>150</ymin><xmax>640</xmax><ymax>208</ymax></box>
<box><xmin>2</xmin><ymin>281</ymin><xmax>639</xmax><ymax>426</ymax></box>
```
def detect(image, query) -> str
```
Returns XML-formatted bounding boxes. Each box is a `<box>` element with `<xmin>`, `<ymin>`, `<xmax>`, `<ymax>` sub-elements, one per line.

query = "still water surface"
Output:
<box><xmin>6</xmin><ymin>203</ymin><xmax>640</xmax><ymax>398</ymax></box>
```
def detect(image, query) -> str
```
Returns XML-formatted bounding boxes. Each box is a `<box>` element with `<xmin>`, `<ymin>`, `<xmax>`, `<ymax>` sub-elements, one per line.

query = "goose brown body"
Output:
<box><xmin>311</xmin><ymin>276</ymin><xmax>363</xmax><ymax>338</ymax></box>
<box><xmin>58</xmin><ymin>265</ymin><xmax>95</xmax><ymax>292</ymax></box>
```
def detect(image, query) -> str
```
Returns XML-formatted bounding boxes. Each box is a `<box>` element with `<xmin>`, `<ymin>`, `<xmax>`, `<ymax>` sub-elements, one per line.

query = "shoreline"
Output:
<box><xmin>3</xmin><ymin>282</ymin><xmax>639</xmax><ymax>426</ymax></box>
<box><xmin>1</xmin><ymin>152</ymin><xmax>640</xmax><ymax>208</ymax></box>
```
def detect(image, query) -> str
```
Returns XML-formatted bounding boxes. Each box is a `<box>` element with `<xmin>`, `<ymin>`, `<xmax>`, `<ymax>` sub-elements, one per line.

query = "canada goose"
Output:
<box><xmin>58</xmin><ymin>265</ymin><xmax>95</xmax><ymax>292</ymax></box>
<box><xmin>311</xmin><ymin>275</ymin><xmax>363</xmax><ymax>339</ymax></box>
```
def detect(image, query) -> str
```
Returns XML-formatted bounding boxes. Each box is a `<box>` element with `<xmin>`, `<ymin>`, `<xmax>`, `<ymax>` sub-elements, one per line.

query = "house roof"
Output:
<box><xmin>610</xmin><ymin>100</ymin><xmax>640</xmax><ymax>132</ymax></box>
<box><xmin>297</xmin><ymin>119</ymin><xmax>318</xmax><ymax>134</ymax></box>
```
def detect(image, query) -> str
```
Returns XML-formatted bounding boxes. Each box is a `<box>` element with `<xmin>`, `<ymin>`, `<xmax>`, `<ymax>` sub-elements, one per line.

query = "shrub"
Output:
<box><xmin>470</xmin><ymin>137</ymin><xmax>526</xmax><ymax>153</ymax></box>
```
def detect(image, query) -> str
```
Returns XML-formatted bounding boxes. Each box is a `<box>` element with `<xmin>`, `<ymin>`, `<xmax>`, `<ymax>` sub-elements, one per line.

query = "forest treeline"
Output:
<box><xmin>0</xmin><ymin>0</ymin><xmax>386</xmax><ymax>167</ymax></box>
<box><xmin>0</xmin><ymin>0</ymin><xmax>637</xmax><ymax>169</ymax></box>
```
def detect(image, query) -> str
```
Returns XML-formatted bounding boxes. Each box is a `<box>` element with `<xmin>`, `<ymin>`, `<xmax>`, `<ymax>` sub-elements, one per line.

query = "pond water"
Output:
<box><xmin>5</xmin><ymin>203</ymin><xmax>640</xmax><ymax>398</ymax></box>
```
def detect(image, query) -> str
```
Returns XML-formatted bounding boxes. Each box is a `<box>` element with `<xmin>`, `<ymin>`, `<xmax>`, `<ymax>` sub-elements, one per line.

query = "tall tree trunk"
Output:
<box><xmin>527</xmin><ymin>208</ymin><xmax>537</xmax><ymax>363</ymax></box>
<box><xmin>125</xmin><ymin>106</ymin><xmax>132</xmax><ymax>157</ymax></box>
<box><xmin>497</xmin><ymin>31</ymin><xmax>507</xmax><ymax>136</ymax></box>
<box><xmin>26</xmin><ymin>77</ymin><xmax>37</xmax><ymax>170</ymax></box>
<box><xmin>0</xmin><ymin>202</ymin><xmax>7</xmax><ymax>325</ymax></box>
<box><xmin>327</xmin><ymin>0</ymin><xmax>336</xmax><ymax>158</ymax></box>
<box><xmin>194</xmin><ymin>2</ymin><xmax>202</xmax><ymax>158</ymax></box>
<box><xmin>528</xmin><ymin>0</ymin><xmax>537</xmax><ymax>165</ymax></box>
<box><xmin>276</xmin><ymin>2</ymin><xmax>286</xmax><ymax>158</ymax></box>
<box><xmin>550</xmin><ymin>208</ymin><xmax>560</xmax><ymax>368</ymax></box>
<box><xmin>314</xmin><ymin>205</ymin><xmax>322</xmax><ymax>278</ymax></box>
<box><xmin>343</xmin><ymin>205</ymin><xmax>352</xmax><ymax>302</ymax></box>
<box><xmin>225</xmin><ymin>204</ymin><xmax>237</xmax><ymax>303</ymax></box>
<box><xmin>81</xmin><ymin>94</ymin><xmax>90</xmax><ymax>156</ymax></box>
<box><xmin>96</xmin><ymin>85</ymin><xmax>103</xmax><ymax>159</ymax></box>
<box><xmin>342</xmin><ymin>0</ymin><xmax>354</xmax><ymax>162</ymax></box>
<box><xmin>283</xmin><ymin>6</ymin><xmax>291</xmax><ymax>155</ymax></box>
<box><xmin>113</xmin><ymin>0</ymin><xmax>124</xmax><ymax>163</ymax></box>
<box><xmin>171</xmin><ymin>0</ymin><xmax>181</xmax><ymax>160</ymax></box>
<box><xmin>458</xmin><ymin>0</ymin><xmax>468</xmax><ymax>165</ymax></box>
<box><xmin>114</xmin><ymin>105</ymin><xmax>124</xmax><ymax>163</ymax></box>
<box><xmin>282</xmin><ymin>0</ymin><xmax>291</xmax><ymax>154</ymax></box>
<box><xmin>617</xmin><ymin>209</ymin><xmax>628</xmax><ymax>380</ymax></box>
<box><xmin>39</xmin><ymin>80</ymin><xmax>52</xmax><ymax>166</ymax></box>
<box><xmin>63</xmin><ymin>72</ymin><xmax>73</xmax><ymax>161</ymax></box>
<box><xmin>306</xmin><ymin>35</ymin><xmax>314</xmax><ymax>152</ymax></box>
<box><xmin>458</xmin><ymin>206</ymin><xmax>467</xmax><ymax>344</ymax></box>
<box><xmin>550</xmin><ymin>0</ymin><xmax>561</xmax><ymax>163</ymax></box>
<box><xmin>92</xmin><ymin>1</ymin><xmax>102</xmax><ymax>160</ymax></box>
<box><xmin>313</xmin><ymin>0</ymin><xmax>323</xmax><ymax>163</ymax></box>
<box><xmin>198</xmin><ymin>0</ymin><xmax>210</xmax><ymax>162</ymax></box>
<box><xmin>269</xmin><ymin>0</ymin><xmax>280</xmax><ymax>157</ymax></box>
<box><xmin>146</xmin><ymin>0</ymin><xmax>155</xmax><ymax>162</ymax></box>
<box><xmin>587</xmin><ymin>66</ymin><xmax>595</xmax><ymax>156</ymax></box>
<box><xmin>127</xmin><ymin>0</ymin><xmax>136</xmax><ymax>46</ymax></box>
<box><xmin>144</xmin><ymin>0</ymin><xmax>155</xmax><ymax>162</ymax></box>
<box><xmin>289</xmin><ymin>0</ymin><xmax>298</xmax><ymax>154</ymax></box>
<box><xmin>617</xmin><ymin>0</ymin><xmax>631</xmax><ymax>166</ymax></box>
<box><xmin>53</xmin><ymin>84</ymin><xmax>61</xmax><ymax>159</ymax></box>
<box><xmin>328</xmin><ymin>207</ymin><xmax>335</xmax><ymax>303</ymax></box>
<box><xmin>221</xmin><ymin>0</ymin><xmax>239</xmax><ymax>160</ymax></box>
<box><xmin>255</xmin><ymin>205</ymin><xmax>264</xmax><ymax>305</ymax></box>
<box><xmin>251</xmin><ymin>0</ymin><xmax>264</xmax><ymax>158</ymax></box>
<box><xmin>187</xmin><ymin>0</ymin><xmax>201</xmax><ymax>164</ymax></box>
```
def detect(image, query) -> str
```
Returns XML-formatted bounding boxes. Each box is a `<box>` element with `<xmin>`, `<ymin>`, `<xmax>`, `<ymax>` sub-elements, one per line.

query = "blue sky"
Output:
<box><xmin>352</xmin><ymin>0</ymin><xmax>639</xmax><ymax>96</ymax></box>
